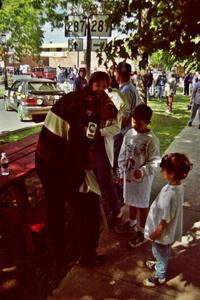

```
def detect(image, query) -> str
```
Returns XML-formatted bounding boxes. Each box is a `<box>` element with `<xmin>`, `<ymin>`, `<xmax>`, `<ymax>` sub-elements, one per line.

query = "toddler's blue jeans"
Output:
<box><xmin>152</xmin><ymin>241</ymin><xmax>171</xmax><ymax>279</ymax></box>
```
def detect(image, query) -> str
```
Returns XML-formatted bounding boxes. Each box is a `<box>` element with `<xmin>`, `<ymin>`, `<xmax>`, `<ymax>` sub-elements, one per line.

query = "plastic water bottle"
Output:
<box><xmin>1</xmin><ymin>152</ymin><xmax>9</xmax><ymax>176</ymax></box>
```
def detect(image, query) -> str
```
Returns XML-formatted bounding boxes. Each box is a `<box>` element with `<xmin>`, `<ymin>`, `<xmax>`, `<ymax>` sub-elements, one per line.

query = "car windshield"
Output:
<box><xmin>28</xmin><ymin>82</ymin><xmax>61</xmax><ymax>91</ymax></box>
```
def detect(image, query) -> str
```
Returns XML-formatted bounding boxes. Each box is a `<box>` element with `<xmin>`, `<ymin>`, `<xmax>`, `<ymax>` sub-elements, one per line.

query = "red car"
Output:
<box><xmin>29</xmin><ymin>67</ymin><xmax>44</xmax><ymax>78</ymax></box>
<box><xmin>43</xmin><ymin>67</ymin><xmax>57</xmax><ymax>80</ymax></box>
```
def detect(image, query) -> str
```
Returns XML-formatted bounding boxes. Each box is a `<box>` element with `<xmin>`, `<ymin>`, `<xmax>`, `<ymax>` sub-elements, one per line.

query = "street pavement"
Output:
<box><xmin>0</xmin><ymin>98</ymin><xmax>44</xmax><ymax>136</ymax></box>
<box><xmin>47</xmin><ymin>115</ymin><xmax>200</xmax><ymax>300</ymax></box>
<box><xmin>0</xmin><ymin>78</ymin><xmax>44</xmax><ymax>136</ymax></box>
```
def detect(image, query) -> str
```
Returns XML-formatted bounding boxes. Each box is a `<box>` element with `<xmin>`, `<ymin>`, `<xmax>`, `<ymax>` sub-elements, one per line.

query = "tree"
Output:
<box><xmin>150</xmin><ymin>50</ymin><xmax>176</xmax><ymax>71</ymax></box>
<box><xmin>0</xmin><ymin>0</ymin><xmax>45</xmax><ymax>61</ymax></box>
<box><xmin>0</xmin><ymin>0</ymin><xmax>94</xmax><ymax>65</ymax></box>
<box><xmin>97</xmin><ymin>0</ymin><xmax>200</xmax><ymax>102</ymax></box>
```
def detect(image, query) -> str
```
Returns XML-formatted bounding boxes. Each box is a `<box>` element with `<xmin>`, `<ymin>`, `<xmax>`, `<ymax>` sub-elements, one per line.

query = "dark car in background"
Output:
<box><xmin>4</xmin><ymin>78</ymin><xmax>65</xmax><ymax>121</ymax></box>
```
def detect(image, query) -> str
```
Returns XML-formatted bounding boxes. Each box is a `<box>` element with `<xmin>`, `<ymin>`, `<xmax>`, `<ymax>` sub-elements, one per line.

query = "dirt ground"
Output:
<box><xmin>0</xmin><ymin>172</ymin><xmax>81</xmax><ymax>300</ymax></box>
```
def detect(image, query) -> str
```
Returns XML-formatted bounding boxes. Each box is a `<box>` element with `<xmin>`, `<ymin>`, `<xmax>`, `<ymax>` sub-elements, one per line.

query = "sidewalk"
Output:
<box><xmin>48</xmin><ymin>117</ymin><xmax>200</xmax><ymax>300</ymax></box>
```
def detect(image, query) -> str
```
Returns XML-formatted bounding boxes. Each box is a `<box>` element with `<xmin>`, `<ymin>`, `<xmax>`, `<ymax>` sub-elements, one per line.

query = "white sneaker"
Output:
<box><xmin>143</xmin><ymin>276</ymin><xmax>166</xmax><ymax>287</ymax></box>
<box><xmin>145</xmin><ymin>260</ymin><xmax>156</xmax><ymax>270</ymax></box>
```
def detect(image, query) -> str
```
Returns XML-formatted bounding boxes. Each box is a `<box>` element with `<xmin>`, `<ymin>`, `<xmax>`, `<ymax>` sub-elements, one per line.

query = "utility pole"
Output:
<box><xmin>85</xmin><ymin>16</ymin><xmax>91</xmax><ymax>79</ymax></box>
<box><xmin>3</xmin><ymin>49</ymin><xmax>8</xmax><ymax>89</ymax></box>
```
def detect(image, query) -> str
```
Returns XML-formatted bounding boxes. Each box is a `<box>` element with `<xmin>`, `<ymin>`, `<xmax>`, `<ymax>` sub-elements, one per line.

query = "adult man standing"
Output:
<box><xmin>146</xmin><ymin>69</ymin><xmax>153</xmax><ymax>101</ymax></box>
<box><xmin>35</xmin><ymin>71</ymin><xmax>111</xmax><ymax>266</ymax></box>
<box><xmin>113</xmin><ymin>62</ymin><xmax>140</xmax><ymax>173</ymax></box>
<box><xmin>188</xmin><ymin>77</ymin><xmax>200</xmax><ymax>129</ymax></box>
<box><xmin>156</xmin><ymin>70</ymin><xmax>167</xmax><ymax>101</ymax></box>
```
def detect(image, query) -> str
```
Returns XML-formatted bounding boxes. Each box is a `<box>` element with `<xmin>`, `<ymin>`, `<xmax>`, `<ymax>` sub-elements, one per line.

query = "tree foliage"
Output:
<box><xmin>99</xmin><ymin>0</ymin><xmax>200</xmax><ymax>70</ymax></box>
<box><xmin>0</xmin><ymin>0</ymin><xmax>199</xmax><ymax>70</ymax></box>
<box><xmin>0</xmin><ymin>0</ymin><xmax>45</xmax><ymax>61</ymax></box>
<box><xmin>0</xmin><ymin>0</ymin><xmax>94</xmax><ymax>61</ymax></box>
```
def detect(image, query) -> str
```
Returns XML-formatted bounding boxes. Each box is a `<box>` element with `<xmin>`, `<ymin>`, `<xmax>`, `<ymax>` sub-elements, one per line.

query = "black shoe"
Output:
<box><xmin>79</xmin><ymin>254</ymin><xmax>106</xmax><ymax>266</ymax></box>
<box><xmin>128</xmin><ymin>231</ymin><xmax>148</xmax><ymax>248</ymax></box>
<box><xmin>188</xmin><ymin>121</ymin><xmax>192</xmax><ymax>127</ymax></box>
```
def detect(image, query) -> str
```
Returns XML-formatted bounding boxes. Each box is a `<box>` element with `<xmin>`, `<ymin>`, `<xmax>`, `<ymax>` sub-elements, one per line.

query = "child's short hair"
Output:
<box><xmin>132</xmin><ymin>104</ymin><xmax>153</xmax><ymax>123</ymax></box>
<box><xmin>160</xmin><ymin>153</ymin><xmax>192</xmax><ymax>180</ymax></box>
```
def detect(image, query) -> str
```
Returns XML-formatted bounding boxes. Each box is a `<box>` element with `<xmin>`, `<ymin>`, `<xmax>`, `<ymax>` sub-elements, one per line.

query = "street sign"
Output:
<box><xmin>65</xmin><ymin>15</ymin><xmax>86</xmax><ymax>37</ymax></box>
<box><xmin>91</xmin><ymin>15</ymin><xmax>111</xmax><ymax>37</ymax></box>
<box><xmin>68</xmin><ymin>38</ymin><xmax>83</xmax><ymax>51</ymax></box>
<box><xmin>91</xmin><ymin>39</ymin><xmax>107</xmax><ymax>51</ymax></box>
<box><xmin>65</xmin><ymin>15</ymin><xmax>111</xmax><ymax>37</ymax></box>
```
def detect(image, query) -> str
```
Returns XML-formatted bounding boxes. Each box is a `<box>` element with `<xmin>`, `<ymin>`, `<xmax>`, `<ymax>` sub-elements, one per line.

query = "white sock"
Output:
<box><xmin>129</xmin><ymin>219</ymin><xmax>137</xmax><ymax>227</ymax></box>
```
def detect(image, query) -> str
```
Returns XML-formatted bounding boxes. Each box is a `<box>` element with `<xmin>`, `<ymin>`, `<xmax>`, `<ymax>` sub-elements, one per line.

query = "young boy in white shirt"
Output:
<box><xmin>115</xmin><ymin>104</ymin><xmax>160</xmax><ymax>248</ymax></box>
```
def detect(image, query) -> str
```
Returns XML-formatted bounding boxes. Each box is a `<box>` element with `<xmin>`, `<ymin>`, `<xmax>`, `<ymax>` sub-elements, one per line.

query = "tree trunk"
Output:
<box><xmin>136</xmin><ymin>70</ymin><xmax>146</xmax><ymax>104</ymax></box>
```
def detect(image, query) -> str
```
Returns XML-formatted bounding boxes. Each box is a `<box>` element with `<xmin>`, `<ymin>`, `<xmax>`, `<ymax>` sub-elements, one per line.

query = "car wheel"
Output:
<box><xmin>4</xmin><ymin>98</ymin><xmax>14</xmax><ymax>111</ymax></box>
<box><xmin>17</xmin><ymin>105</ymin><xmax>25</xmax><ymax>121</ymax></box>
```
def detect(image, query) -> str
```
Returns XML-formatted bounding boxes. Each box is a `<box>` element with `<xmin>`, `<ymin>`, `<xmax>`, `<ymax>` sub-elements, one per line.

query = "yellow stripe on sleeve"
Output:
<box><xmin>44</xmin><ymin>110</ymin><xmax>70</xmax><ymax>140</ymax></box>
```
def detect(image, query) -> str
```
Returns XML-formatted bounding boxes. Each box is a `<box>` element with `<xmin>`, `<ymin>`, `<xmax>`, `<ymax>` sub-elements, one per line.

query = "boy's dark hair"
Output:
<box><xmin>89</xmin><ymin>71</ymin><xmax>110</xmax><ymax>88</ymax></box>
<box><xmin>160</xmin><ymin>153</ymin><xmax>192</xmax><ymax>180</ymax></box>
<box><xmin>132</xmin><ymin>104</ymin><xmax>153</xmax><ymax>123</ymax></box>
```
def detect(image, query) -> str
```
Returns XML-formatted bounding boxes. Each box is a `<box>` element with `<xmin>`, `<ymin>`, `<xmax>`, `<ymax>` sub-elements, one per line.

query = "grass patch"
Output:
<box><xmin>0</xmin><ymin>126</ymin><xmax>42</xmax><ymax>146</ymax></box>
<box><xmin>149</xmin><ymin>92</ymin><xmax>190</xmax><ymax>154</ymax></box>
<box><xmin>0</xmin><ymin>87</ymin><xmax>5</xmax><ymax>98</ymax></box>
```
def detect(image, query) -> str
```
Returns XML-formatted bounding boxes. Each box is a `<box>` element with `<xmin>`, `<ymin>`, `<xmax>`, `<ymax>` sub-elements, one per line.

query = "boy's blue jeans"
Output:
<box><xmin>157</xmin><ymin>85</ymin><xmax>165</xmax><ymax>101</ymax></box>
<box><xmin>152</xmin><ymin>241</ymin><xmax>171</xmax><ymax>279</ymax></box>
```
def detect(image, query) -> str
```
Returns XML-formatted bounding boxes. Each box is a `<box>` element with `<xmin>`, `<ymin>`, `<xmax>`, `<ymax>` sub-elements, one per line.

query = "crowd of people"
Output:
<box><xmin>35</xmin><ymin>62</ymin><xmax>193</xmax><ymax>288</ymax></box>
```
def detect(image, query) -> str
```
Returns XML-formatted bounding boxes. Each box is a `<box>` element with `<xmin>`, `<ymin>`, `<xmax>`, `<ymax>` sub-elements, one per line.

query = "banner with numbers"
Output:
<box><xmin>65</xmin><ymin>15</ymin><xmax>111</xmax><ymax>37</ymax></box>
<box><xmin>90</xmin><ymin>15</ymin><xmax>111</xmax><ymax>37</ymax></box>
<box><xmin>65</xmin><ymin>15</ymin><xmax>86</xmax><ymax>37</ymax></box>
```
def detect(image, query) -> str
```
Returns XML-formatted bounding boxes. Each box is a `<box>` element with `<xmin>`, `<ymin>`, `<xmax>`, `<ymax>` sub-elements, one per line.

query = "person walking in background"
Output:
<box><xmin>68</xmin><ymin>68</ymin><xmax>76</xmax><ymax>90</ymax></box>
<box><xmin>35</xmin><ymin>71</ymin><xmax>112</xmax><ymax>266</ymax></box>
<box><xmin>146</xmin><ymin>69</ymin><xmax>153</xmax><ymax>101</ymax></box>
<box><xmin>183</xmin><ymin>73</ymin><xmax>192</xmax><ymax>96</ymax></box>
<box><xmin>156</xmin><ymin>71</ymin><xmax>167</xmax><ymax>102</ymax></box>
<box><xmin>113</xmin><ymin>62</ymin><xmax>140</xmax><ymax>175</ymax></box>
<box><xmin>73</xmin><ymin>67</ymin><xmax>88</xmax><ymax>91</ymax></box>
<box><xmin>143</xmin><ymin>153</ymin><xmax>192</xmax><ymax>287</ymax></box>
<box><xmin>115</xmin><ymin>104</ymin><xmax>160</xmax><ymax>249</ymax></box>
<box><xmin>164</xmin><ymin>73</ymin><xmax>177</xmax><ymax>113</ymax></box>
<box><xmin>56</xmin><ymin>65</ymin><xmax>64</xmax><ymax>83</ymax></box>
<box><xmin>188</xmin><ymin>76</ymin><xmax>200</xmax><ymax>129</ymax></box>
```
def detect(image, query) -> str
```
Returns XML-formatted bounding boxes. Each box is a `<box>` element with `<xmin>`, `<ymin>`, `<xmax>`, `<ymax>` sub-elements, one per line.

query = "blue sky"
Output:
<box><xmin>43</xmin><ymin>23</ymin><xmax>67</xmax><ymax>43</ymax></box>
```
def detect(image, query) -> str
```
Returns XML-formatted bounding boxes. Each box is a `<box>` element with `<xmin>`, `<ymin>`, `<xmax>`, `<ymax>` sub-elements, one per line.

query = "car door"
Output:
<box><xmin>7</xmin><ymin>81</ymin><xmax>23</xmax><ymax>110</ymax></box>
